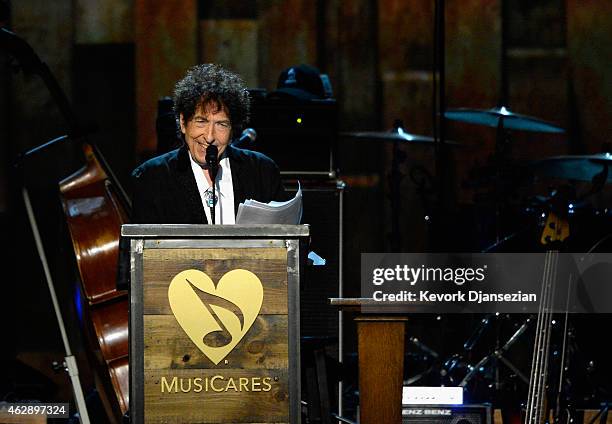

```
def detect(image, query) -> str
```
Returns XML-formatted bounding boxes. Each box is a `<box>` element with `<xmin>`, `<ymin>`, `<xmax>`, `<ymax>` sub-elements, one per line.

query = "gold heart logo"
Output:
<box><xmin>168</xmin><ymin>269</ymin><xmax>263</xmax><ymax>365</ymax></box>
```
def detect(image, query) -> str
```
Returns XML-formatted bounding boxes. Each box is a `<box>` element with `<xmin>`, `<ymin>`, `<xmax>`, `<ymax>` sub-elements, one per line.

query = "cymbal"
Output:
<box><xmin>532</xmin><ymin>153</ymin><xmax>612</xmax><ymax>182</ymax></box>
<box><xmin>340</xmin><ymin>129</ymin><xmax>461</xmax><ymax>145</ymax></box>
<box><xmin>445</xmin><ymin>106</ymin><xmax>565</xmax><ymax>133</ymax></box>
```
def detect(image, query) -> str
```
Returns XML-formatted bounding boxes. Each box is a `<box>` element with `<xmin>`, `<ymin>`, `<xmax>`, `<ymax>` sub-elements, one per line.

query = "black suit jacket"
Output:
<box><xmin>131</xmin><ymin>144</ymin><xmax>288</xmax><ymax>224</ymax></box>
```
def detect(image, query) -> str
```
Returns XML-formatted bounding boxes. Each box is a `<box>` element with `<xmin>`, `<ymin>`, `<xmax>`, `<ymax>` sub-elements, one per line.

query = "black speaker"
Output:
<box><xmin>285</xmin><ymin>180</ymin><xmax>344</xmax><ymax>340</ymax></box>
<box><xmin>401</xmin><ymin>404</ymin><xmax>492</xmax><ymax>424</ymax></box>
<box><xmin>249</xmin><ymin>92</ymin><xmax>338</xmax><ymax>178</ymax></box>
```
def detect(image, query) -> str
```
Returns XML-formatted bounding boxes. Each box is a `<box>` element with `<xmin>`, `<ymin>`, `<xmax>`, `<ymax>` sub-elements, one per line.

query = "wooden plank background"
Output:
<box><xmin>142</xmin><ymin>246</ymin><xmax>290</xmax><ymax>423</ymax></box>
<box><xmin>143</xmin><ymin>248</ymin><xmax>288</xmax><ymax>315</ymax></box>
<box><xmin>144</xmin><ymin>315</ymin><xmax>288</xmax><ymax>370</ymax></box>
<box><xmin>144</xmin><ymin>369</ymin><xmax>289</xmax><ymax>424</ymax></box>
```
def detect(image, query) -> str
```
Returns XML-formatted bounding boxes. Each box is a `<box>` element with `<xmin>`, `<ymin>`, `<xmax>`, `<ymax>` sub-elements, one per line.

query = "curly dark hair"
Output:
<box><xmin>173</xmin><ymin>64</ymin><xmax>250</xmax><ymax>137</ymax></box>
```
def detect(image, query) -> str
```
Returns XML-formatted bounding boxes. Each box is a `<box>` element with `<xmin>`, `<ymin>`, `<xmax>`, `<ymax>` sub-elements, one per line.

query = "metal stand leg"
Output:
<box><xmin>586</xmin><ymin>403</ymin><xmax>610</xmax><ymax>424</ymax></box>
<box><xmin>459</xmin><ymin>315</ymin><xmax>532</xmax><ymax>388</ymax></box>
<box><xmin>22</xmin><ymin>187</ymin><xmax>91</xmax><ymax>424</ymax></box>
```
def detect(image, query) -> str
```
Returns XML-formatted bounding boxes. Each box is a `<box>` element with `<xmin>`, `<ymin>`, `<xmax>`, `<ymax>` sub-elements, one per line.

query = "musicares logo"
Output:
<box><xmin>168</xmin><ymin>269</ymin><xmax>264</xmax><ymax>365</ymax></box>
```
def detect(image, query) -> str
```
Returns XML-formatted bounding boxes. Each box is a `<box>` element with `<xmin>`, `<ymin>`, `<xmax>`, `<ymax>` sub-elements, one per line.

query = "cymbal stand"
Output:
<box><xmin>404</xmin><ymin>337</ymin><xmax>441</xmax><ymax>385</ymax></box>
<box><xmin>493</xmin><ymin>115</ymin><xmax>513</xmax><ymax>243</ymax></box>
<box><xmin>410</xmin><ymin>165</ymin><xmax>436</xmax><ymax>250</ymax></box>
<box><xmin>458</xmin><ymin>315</ymin><xmax>533</xmax><ymax>389</ymax></box>
<box><xmin>388</xmin><ymin>120</ymin><xmax>407</xmax><ymax>251</ymax></box>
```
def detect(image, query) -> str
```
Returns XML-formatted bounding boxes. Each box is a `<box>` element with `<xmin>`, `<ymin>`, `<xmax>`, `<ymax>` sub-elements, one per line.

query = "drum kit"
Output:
<box><xmin>340</xmin><ymin>104</ymin><xmax>612</xmax><ymax>253</ymax></box>
<box><xmin>340</xmin><ymin>105</ymin><xmax>612</xmax><ymax>408</ymax></box>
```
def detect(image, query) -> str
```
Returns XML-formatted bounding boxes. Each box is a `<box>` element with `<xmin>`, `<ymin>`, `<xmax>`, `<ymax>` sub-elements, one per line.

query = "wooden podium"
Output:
<box><xmin>123</xmin><ymin>224</ymin><xmax>309</xmax><ymax>424</ymax></box>
<box><xmin>331</xmin><ymin>298</ymin><xmax>408</xmax><ymax>424</ymax></box>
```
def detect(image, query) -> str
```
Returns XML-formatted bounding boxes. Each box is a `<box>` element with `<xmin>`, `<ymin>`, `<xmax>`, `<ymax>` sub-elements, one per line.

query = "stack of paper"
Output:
<box><xmin>236</xmin><ymin>184</ymin><xmax>303</xmax><ymax>225</ymax></box>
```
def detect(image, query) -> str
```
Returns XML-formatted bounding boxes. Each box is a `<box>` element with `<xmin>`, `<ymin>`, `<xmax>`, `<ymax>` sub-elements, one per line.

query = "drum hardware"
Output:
<box><xmin>409</xmin><ymin>165</ymin><xmax>437</xmax><ymax>235</ymax></box>
<box><xmin>436</xmin><ymin>306</ymin><xmax>603</xmax><ymax>410</ymax></box>
<box><xmin>455</xmin><ymin>315</ymin><xmax>533</xmax><ymax>389</ymax></box>
<box><xmin>389</xmin><ymin>120</ymin><xmax>408</xmax><ymax>251</ymax></box>
<box><xmin>444</xmin><ymin>107</ymin><xmax>565</xmax><ymax>134</ymax></box>
<box><xmin>340</xmin><ymin>123</ymin><xmax>460</xmax><ymax>251</ymax></box>
<box><xmin>531</xmin><ymin>153</ymin><xmax>612</xmax><ymax>183</ymax></box>
<box><xmin>456</xmin><ymin>107</ymin><xmax>566</xmax><ymax>247</ymax></box>
<box><xmin>339</xmin><ymin>130</ymin><xmax>461</xmax><ymax>146</ymax></box>
<box><xmin>393</xmin><ymin>0</ymin><xmax>608</xmax><ymax>412</ymax></box>
<box><xmin>404</xmin><ymin>336</ymin><xmax>441</xmax><ymax>386</ymax></box>
<box><xmin>585</xmin><ymin>233</ymin><xmax>612</xmax><ymax>254</ymax></box>
<box><xmin>434</xmin><ymin>313</ymin><xmax>533</xmax><ymax>394</ymax></box>
<box><xmin>482</xmin><ymin>184</ymin><xmax>612</xmax><ymax>254</ymax></box>
<box><xmin>525</xmin><ymin>153</ymin><xmax>612</xmax><ymax>250</ymax></box>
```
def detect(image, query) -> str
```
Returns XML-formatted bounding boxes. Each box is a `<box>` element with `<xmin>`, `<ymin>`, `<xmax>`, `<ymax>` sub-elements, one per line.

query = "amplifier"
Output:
<box><xmin>402</xmin><ymin>404</ymin><xmax>492</xmax><ymax>424</ymax></box>
<box><xmin>285</xmin><ymin>180</ymin><xmax>344</xmax><ymax>340</ymax></box>
<box><xmin>403</xmin><ymin>386</ymin><xmax>463</xmax><ymax>405</ymax></box>
<box><xmin>249</xmin><ymin>92</ymin><xmax>338</xmax><ymax>178</ymax></box>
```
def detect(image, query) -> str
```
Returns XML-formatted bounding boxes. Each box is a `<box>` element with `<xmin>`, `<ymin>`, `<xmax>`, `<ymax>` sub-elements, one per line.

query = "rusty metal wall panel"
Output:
<box><xmin>444</xmin><ymin>0</ymin><xmax>501</xmax><ymax>206</ymax></box>
<box><xmin>255</xmin><ymin>0</ymin><xmax>377</xmax><ymax>128</ymax></box>
<box><xmin>566</xmin><ymin>0</ymin><xmax>612</xmax><ymax>154</ymax></box>
<box><xmin>504</xmin><ymin>0</ymin><xmax>569</xmax><ymax>158</ymax></box>
<box><xmin>200</xmin><ymin>19</ymin><xmax>258</xmax><ymax>88</ymax></box>
<box><xmin>380</xmin><ymin>74</ymin><xmax>439</xmax><ymax>251</ymax></box>
<box><xmin>375</xmin><ymin>0</ymin><xmax>501</xmax><ymax>247</ymax></box>
<box><xmin>75</xmin><ymin>0</ymin><xmax>133</xmax><ymax>44</ymax></box>
<box><xmin>507</xmin><ymin>56</ymin><xmax>569</xmax><ymax>159</ymax></box>
<box><xmin>506</xmin><ymin>0</ymin><xmax>566</xmax><ymax>48</ymax></box>
<box><xmin>335</xmin><ymin>0</ymin><xmax>379</xmax><ymax>130</ymax></box>
<box><xmin>446</xmin><ymin>0</ymin><xmax>501</xmax><ymax>110</ymax></box>
<box><xmin>377</xmin><ymin>1</ymin><xmax>436</xmax><ymax>251</ymax></box>
<box><xmin>378</xmin><ymin>0</ymin><xmax>433</xmax><ymax>73</ymax></box>
<box><xmin>378</xmin><ymin>0</ymin><xmax>434</xmax><ymax>133</ymax></box>
<box><xmin>134</xmin><ymin>0</ymin><xmax>197</xmax><ymax>154</ymax></box>
<box><xmin>257</xmin><ymin>0</ymin><xmax>317</xmax><ymax>92</ymax></box>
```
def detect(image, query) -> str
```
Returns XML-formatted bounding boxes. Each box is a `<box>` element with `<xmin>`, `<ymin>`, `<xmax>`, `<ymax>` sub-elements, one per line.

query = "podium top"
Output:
<box><xmin>121</xmin><ymin>224</ymin><xmax>310</xmax><ymax>238</ymax></box>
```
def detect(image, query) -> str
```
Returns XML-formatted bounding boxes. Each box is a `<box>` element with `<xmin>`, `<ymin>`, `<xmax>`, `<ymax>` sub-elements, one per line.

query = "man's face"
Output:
<box><xmin>180</xmin><ymin>102</ymin><xmax>232</xmax><ymax>165</ymax></box>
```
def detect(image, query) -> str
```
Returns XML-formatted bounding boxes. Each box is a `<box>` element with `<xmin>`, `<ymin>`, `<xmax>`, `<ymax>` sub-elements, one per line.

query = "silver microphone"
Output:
<box><xmin>234</xmin><ymin>128</ymin><xmax>257</xmax><ymax>148</ymax></box>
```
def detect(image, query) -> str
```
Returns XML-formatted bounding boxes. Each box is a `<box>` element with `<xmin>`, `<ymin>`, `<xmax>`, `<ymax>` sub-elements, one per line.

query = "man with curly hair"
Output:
<box><xmin>131</xmin><ymin>64</ymin><xmax>287</xmax><ymax>224</ymax></box>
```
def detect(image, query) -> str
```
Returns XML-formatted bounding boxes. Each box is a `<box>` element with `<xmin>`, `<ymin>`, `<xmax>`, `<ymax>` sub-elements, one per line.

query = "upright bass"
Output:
<box><xmin>2</xmin><ymin>27</ymin><xmax>130</xmax><ymax>422</ymax></box>
<box><xmin>59</xmin><ymin>144</ymin><xmax>130</xmax><ymax>422</ymax></box>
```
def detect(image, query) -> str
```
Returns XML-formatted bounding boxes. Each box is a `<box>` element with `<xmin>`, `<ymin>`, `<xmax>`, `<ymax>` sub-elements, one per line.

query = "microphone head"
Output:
<box><xmin>205</xmin><ymin>144</ymin><xmax>218</xmax><ymax>168</ymax></box>
<box><xmin>243</xmin><ymin>128</ymin><xmax>257</xmax><ymax>142</ymax></box>
<box><xmin>233</xmin><ymin>128</ymin><xmax>257</xmax><ymax>149</ymax></box>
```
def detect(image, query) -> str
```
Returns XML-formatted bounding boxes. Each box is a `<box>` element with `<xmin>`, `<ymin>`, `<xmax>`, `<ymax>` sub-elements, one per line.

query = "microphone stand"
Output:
<box><xmin>389</xmin><ymin>120</ymin><xmax>407</xmax><ymax>251</ymax></box>
<box><xmin>209</xmin><ymin>168</ymin><xmax>217</xmax><ymax>225</ymax></box>
<box><xmin>205</xmin><ymin>145</ymin><xmax>219</xmax><ymax>225</ymax></box>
